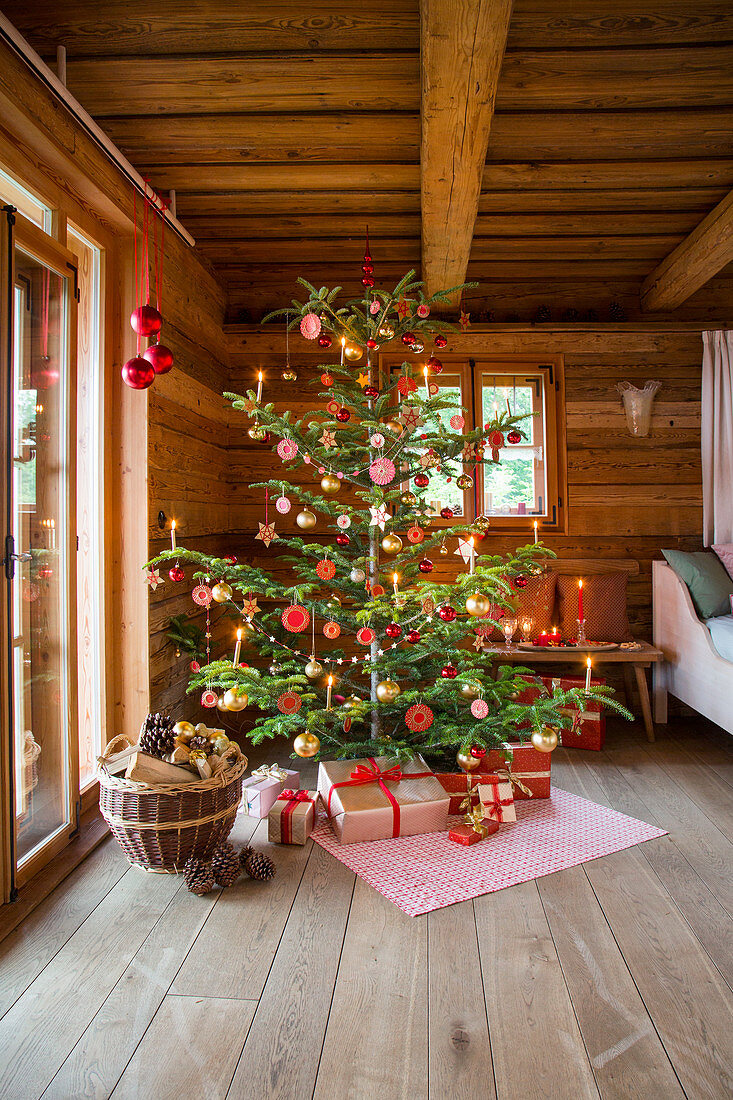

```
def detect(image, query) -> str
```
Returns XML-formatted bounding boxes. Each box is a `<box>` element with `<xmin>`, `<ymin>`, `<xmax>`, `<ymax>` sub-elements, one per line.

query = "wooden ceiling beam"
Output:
<box><xmin>641</xmin><ymin>189</ymin><xmax>733</xmax><ymax>311</ymax></box>
<box><xmin>420</xmin><ymin>0</ymin><xmax>514</xmax><ymax>304</ymax></box>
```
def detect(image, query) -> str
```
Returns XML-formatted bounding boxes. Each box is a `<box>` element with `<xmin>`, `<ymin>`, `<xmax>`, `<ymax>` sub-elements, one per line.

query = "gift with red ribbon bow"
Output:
<box><xmin>268</xmin><ymin>788</ymin><xmax>319</xmax><ymax>845</ymax></box>
<box><xmin>477</xmin><ymin>775</ymin><xmax>516</xmax><ymax>824</ymax></box>
<box><xmin>317</xmin><ymin>754</ymin><xmax>450</xmax><ymax>844</ymax></box>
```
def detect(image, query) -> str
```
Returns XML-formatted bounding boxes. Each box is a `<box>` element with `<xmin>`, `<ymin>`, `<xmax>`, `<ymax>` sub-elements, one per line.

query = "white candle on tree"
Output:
<box><xmin>256</xmin><ymin>371</ymin><xmax>263</xmax><ymax>402</ymax></box>
<box><xmin>326</xmin><ymin>674</ymin><xmax>333</xmax><ymax>710</ymax></box>
<box><xmin>340</xmin><ymin>336</ymin><xmax>345</xmax><ymax>366</ymax></box>
<box><xmin>170</xmin><ymin>519</ymin><xmax>177</xmax><ymax>551</ymax></box>
<box><xmin>423</xmin><ymin>365</ymin><xmax>430</xmax><ymax>396</ymax></box>
<box><xmin>233</xmin><ymin>627</ymin><xmax>242</xmax><ymax>667</ymax></box>
<box><xmin>393</xmin><ymin>572</ymin><xmax>399</xmax><ymax>595</ymax></box>
<box><xmin>533</xmin><ymin>520</ymin><xmax>538</xmax><ymax>544</ymax></box>
<box><xmin>468</xmin><ymin>536</ymin><xmax>475</xmax><ymax>576</ymax></box>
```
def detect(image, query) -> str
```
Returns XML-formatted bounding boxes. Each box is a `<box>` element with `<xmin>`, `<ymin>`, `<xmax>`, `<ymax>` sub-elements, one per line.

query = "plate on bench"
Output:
<box><xmin>516</xmin><ymin>641</ymin><xmax>619</xmax><ymax>652</ymax></box>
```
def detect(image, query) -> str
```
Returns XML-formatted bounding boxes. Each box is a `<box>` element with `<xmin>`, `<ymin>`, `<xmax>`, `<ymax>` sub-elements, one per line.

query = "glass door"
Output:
<box><xmin>1</xmin><ymin>208</ymin><xmax>78</xmax><ymax>898</ymax></box>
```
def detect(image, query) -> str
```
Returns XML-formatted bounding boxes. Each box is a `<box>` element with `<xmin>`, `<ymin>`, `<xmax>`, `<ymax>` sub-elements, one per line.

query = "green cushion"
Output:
<box><xmin>662</xmin><ymin>549</ymin><xmax>733</xmax><ymax>619</ymax></box>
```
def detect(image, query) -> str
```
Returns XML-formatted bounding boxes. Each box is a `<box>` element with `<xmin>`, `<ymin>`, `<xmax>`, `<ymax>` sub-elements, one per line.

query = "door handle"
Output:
<box><xmin>3</xmin><ymin>535</ymin><xmax>31</xmax><ymax>580</ymax></box>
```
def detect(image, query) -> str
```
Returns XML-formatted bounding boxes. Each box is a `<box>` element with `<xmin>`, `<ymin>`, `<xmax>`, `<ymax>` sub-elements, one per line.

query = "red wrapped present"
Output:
<box><xmin>268</xmin><ymin>789</ymin><xmax>318</xmax><ymax>844</ymax></box>
<box><xmin>437</xmin><ymin>741</ymin><xmax>551</xmax><ymax>804</ymax></box>
<box><xmin>515</xmin><ymin>675</ymin><xmax>606</xmax><ymax>751</ymax></box>
<box><xmin>477</xmin><ymin>775</ymin><xmax>516</xmax><ymax>823</ymax></box>
<box><xmin>448</xmin><ymin>820</ymin><xmax>499</xmax><ymax>845</ymax></box>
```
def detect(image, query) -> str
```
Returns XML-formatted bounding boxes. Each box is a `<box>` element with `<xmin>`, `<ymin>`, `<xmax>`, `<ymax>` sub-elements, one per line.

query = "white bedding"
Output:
<box><xmin>704</xmin><ymin>615</ymin><xmax>733</xmax><ymax>662</ymax></box>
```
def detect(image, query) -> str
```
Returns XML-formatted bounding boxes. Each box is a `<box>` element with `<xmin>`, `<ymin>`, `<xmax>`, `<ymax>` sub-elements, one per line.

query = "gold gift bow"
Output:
<box><xmin>496</xmin><ymin>765</ymin><xmax>534</xmax><ymax>798</ymax></box>
<box><xmin>464</xmin><ymin>804</ymin><xmax>489</xmax><ymax>839</ymax></box>
<box><xmin>251</xmin><ymin>763</ymin><xmax>289</xmax><ymax>783</ymax></box>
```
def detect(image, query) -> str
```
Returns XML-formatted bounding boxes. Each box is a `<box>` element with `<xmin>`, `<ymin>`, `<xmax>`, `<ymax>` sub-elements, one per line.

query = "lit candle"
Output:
<box><xmin>170</xmin><ymin>519</ymin><xmax>177</xmax><ymax>551</ymax></box>
<box><xmin>585</xmin><ymin>657</ymin><xmax>592</xmax><ymax>691</ymax></box>
<box><xmin>340</xmin><ymin>336</ymin><xmax>345</xmax><ymax>366</ymax></box>
<box><xmin>326</xmin><ymin>674</ymin><xmax>333</xmax><ymax>710</ymax></box>
<box><xmin>468</xmin><ymin>535</ymin><xmax>475</xmax><ymax>576</ymax></box>
<box><xmin>233</xmin><ymin>627</ymin><xmax>242</xmax><ymax>667</ymax></box>
<box><xmin>533</xmin><ymin>520</ymin><xmax>538</xmax><ymax>544</ymax></box>
<box><xmin>578</xmin><ymin>579</ymin><xmax>584</xmax><ymax>621</ymax></box>
<box><xmin>423</xmin><ymin>364</ymin><xmax>430</xmax><ymax>396</ymax></box>
<box><xmin>551</xmin><ymin>626</ymin><xmax>558</xmax><ymax>644</ymax></box>
<box><xmin>256</xmin><ymin>371</ymin><xmax>263</xmax><ymax>402</ymax></box>
<box><xmin>393</xmin><ymin>572</ymin><xmax>399</xmax><ymax>595</ymax></box>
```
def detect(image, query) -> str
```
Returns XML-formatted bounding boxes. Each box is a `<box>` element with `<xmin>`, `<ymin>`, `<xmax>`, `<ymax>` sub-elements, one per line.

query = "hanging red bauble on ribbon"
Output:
<box><xmin>406</xmin><ymin>629</ymin><xmax>421</xmax><ymax>644</ymax></box>
<box><xmin>414</xmin><ymin>472</ymin><xmax>429</xmax><ymax>488</ymax></box>
<box><xmin>418</xmin><ymin>558</ymin><xmax>433</xmax><ymax>574</ymax></box>
<box><xmin>316</xmin><ymin>558</ymin><xmax>336</xmax><ymax>581</ymax></box>
<box><xmin>356</xmin><ymin>626</ymin><xmax>375</xmax><ymax>645</ymax></box>
<box><xmin>282</xmin><ymin>604</ymin><xmax>310</xmax><ymax>632</ymax></box>
<box><xmin>402</xmin><ymin>332</ymin><xmax>416</xmax><ymax>345</ymax></box>
<box><xmin>30</xmin><ymin>357</ymin><xmax>60</xmax><ymax>391</ymax></box>
<box><xmin>405</xmin><ymin>703</ymin><xmax>434</xmax><ymax>732</ymax></box>
<box><xmin>434</xmin><ymin>335</ymin><xmax>448</xmax><ymax>348</ymax></box>
<box><xmin>130</xmin><ymin>304</ymin><xmax>162</xmax><ymax>337</ymax></box>
<box><xmin>364</xmin><ymin>385</ymin><xmax>379</xmax><ymax>399</ymax></box>
<box><xmin>441</xmin><ymin>664</ymin><xmax>458</xmax><ymax>679</ymax></box>
<box><xmin>507</xmin><ymin>429</ymin><xmax>522</xmax><ymax>444</ymax></box>
<box><xmin>318</xmin><ymin>333</ymin><xmax>333</xmax><ymax>349</ymax></box>
<box><xmin>335</xmin><ymin>533</ymin><xmax>350</xmax><ymax>547</ymax></box>
<box><xmin>513</xmin><ymin>574</ymin><xmax>529</xmax><ymax>589</ymax></box>
<box><xmin>168</xmin><ymin>564</ymin><xmax>185</xmax><ymax>582</ymax></box>
<box><xmin>336</xmin><ymin>407</ymin><xmax>351</xmax><ymax>422</ymax></box>
<box><xmin>323</xmin><ymin>620</ymin><xmax>341</xmax><ymax>639</ymax></box>
<box><xmin>470</xmin><ymin>746</ymin><xmax>487</xmax><ymax>759</ymax></box>
<box><xmin>438</xmin><ymin>604</ymin><xmax>457</xmax><ymax>622</ymax></box>
<box><xmin>143</xmin><ymin>344</ymin><xmax>174</xmax><ymax>374</ymax></box>
<box><xmin>427</xmin><ymin>355</ymin><xmax>443</xmax><ymax>374</ymax></box>
<box><xmin>277</xmin><ymin>691</ymin><xmax>302</xmax><ymax>715</ymax></box>
<box><xmin>122</xmin><ymin>356</ymin><xmax>155</xmax><ymax>389</ymax></box>
<box><xmin>440</xmin><ymin>507</ymin><xmax>454</xmax><ymax>519</ymax></box>
<box><xmin>385</xmin><ymin>622</ymin><xmax>402</xmax><ymax>639</ymax></box>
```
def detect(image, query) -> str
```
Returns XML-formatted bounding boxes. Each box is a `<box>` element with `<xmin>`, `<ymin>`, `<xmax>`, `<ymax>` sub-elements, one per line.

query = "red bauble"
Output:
<box><xmin>385</xmin><ymin>622</ymin><xmax>402</xmax><ymax>639</ymax></box>
<box><xmin>130</xmin><ymin>304</ymin><xmax>162</xmax><ymax>337</ymax></box>
<box><xmin>122</xmin><ymin>356</ymin><xmax>155</xmax><ymax>389</ymax></box>
<box><xmin>318</xmin><ymin>333</ymin><xmax>333</xmax><ymax>348</ymax></box>
<box><xmin>366</xmin><ymin>338</ymin><xmax>378</xmax><ymax>350</ymax></box>
<box><xmin>168</xmin><ymin>564</ymin><xmax>185</xmax><ymax>582</ymax></box>
<box><xmin>513</xmin><ymin>574</ymin><xmax>529</xmax><ymax>589</ymax></box>
<box><xmin>414</xmin><ymin>473</ymin><xmax>430</xmax><ymax>488</ymax></box>
<box><xmin>440</xmin><ymin>506</ymin><xmax>454</xmax><ymax>519</ymax></box>
<box><xmin>362</xmin><ymin>275</ymin><xmax>375</xmax><ymax>288</ymax></box>
<box><xmin>143</xmin><ymin>343</ymin><xmax>174</xmax><ymax>374</ymax></box>
<box><xmin>225</xmin><ymin>555</ymin><xmax>237</xmax><ymax>565</ymax></box>
<box><xmin>336</xmin><ymin>408</ymin><xmax>351</xmax><ymax>422</ymax></box>
<box><xmin>441</xmin><ymin>664</ymin><xmax>458</xmax><ymax>679</ymax></box>
<box><xmin>434</xmin><ymin>335</ymin><xmax>448</xmax><ymax>348</ymax></box>
<box><xmin>335</xmin><ymin>533</ymin><xmax>350</xmax><ymax>547</ymax></box>
<box><xmin>470</xmin><ymin>746</ymin><xmax>487</xmax><ymax>759</ymax></box>
<box><xmin>30</xmin><ymin>356</ymin><xmax>60</xmax><ymax>390</ymax></box>
<box><xmin>406</xmin><ymin>629</ymin><xmax>421</xmax><ymax>644</ymax></box>
<box><xmin>402</xmin><ymin>332</ymin><xmax>416</xmax><ymax>345</ymax></box>
<box><xmin>427</xmin><ymin>354</ymin><xmax>443</xmax><ymax>374</ymax></box>
<box><xmin>418</xmin><ymin>558</ymin><xmax>433</xmax><ymax>573</ymax></box>
<box><xmin>364</xmin><ymin>385</ymin><xmax>379</xmax><ymax>399</ymax></box>
<box><xmin>438</xmin><ymin>604</ymin><xmax>457</xmax><ymax>622</ymax></box>
<box><xmin>507</xmin><ymin>429</ymin><xmax>522</xmax><ymax>444</ymax></box>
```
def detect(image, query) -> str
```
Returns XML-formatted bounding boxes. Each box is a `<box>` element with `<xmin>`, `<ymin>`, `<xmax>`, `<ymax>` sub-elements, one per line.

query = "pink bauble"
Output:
<box><xmin>300</xmin><ymin>312</ymin><xmax>321</xmax><ymax>340</ymax></box>
<box><xmin>30</xmin><ymin>356</ymin><xmax>60</xmax><ymax>390</ymax></box>
<box><xmin>471</xmin><ymin>699</ymin><xmax>489</xmax><ymax>719</ymax></box>
<box><xmin>143</xmin><ymin>343</ymin><xmax>174</xmax><ymax>374</ymax></box>
<box><xmin>369</xmin><ymin>299</ymin><xmax>381</xmax><ymax>315</ymax></box>
<box><xmin>122</xmin><ymin>356</ymin><xmax>155</xmax><ymax>389</ymax></box>
<box><xmin>275</xmin><ymin>496</ymin><xmax>291</xmax><ymax>514</ymax></box>
<box><xmin>130</xmin><ymin>304</ymin><xmax>162</xmax><ymax>337</ymax></box>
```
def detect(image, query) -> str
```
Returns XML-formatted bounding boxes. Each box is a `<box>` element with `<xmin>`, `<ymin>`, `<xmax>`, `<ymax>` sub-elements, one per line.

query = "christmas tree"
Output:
<box><xmin>147</xmin><ymin>250</ymin><xmax>629</xmax><ymax>767</ymax></box>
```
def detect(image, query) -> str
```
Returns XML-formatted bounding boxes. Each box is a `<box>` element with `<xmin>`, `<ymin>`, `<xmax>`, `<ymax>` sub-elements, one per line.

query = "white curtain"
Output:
<box><xmin>702</xmin><ymin>330</ymin><xmax>733</xmax><ymax>545</ymax></box>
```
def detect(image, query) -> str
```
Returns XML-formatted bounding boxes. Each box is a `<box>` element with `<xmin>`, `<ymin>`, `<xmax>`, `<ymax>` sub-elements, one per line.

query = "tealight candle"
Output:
<box><xmin>233</xmin><ymin>627</ymin><xmax>242</xmax><ymax>667</ymax></box>
<box><xmin>170</xmin><ymin>519</ymin><xmax>177</xmax><ymax>551</ymax></box>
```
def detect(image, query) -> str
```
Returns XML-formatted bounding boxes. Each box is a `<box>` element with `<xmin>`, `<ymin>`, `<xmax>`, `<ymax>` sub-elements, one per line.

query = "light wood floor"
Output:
<box><xmin>0</xmin><ymin>720</ymin><xmax>731</xmax><ymax>1100</ymax></box>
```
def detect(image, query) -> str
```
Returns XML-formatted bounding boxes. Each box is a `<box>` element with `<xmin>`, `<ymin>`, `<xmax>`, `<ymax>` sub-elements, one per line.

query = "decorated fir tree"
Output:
<box><xmin>147</xmin><ymin>258</ymin><xmax>629</xmax><ymax>769</ymax></box>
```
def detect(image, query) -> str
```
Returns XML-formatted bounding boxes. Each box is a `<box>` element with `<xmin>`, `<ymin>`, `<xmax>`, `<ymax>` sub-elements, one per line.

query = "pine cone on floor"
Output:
<box><xmin>211</xmin><ymin>842</ymin><xmax>241</xmax><ymax>888</ymax></box>
<box><xmin>139</xmin><ymin>712</ymin><xmax>175</xmax><ymax>759</ymax></box>
<box><xmin>239</xmin><ymin>845</ymin><xmax>254</xmax><ymax>869</ymax></box>
<box><xmin>609</xmin><ymin>301</ymin><xmax>627</xmax><ymax>321</ymax></box>
<box><xmin>244</xmin><ymin>850</ymin><xmax>276</xmax><ymax>882</ymax></box>
<box><xmin>183</xmin><ymin>857</ymin><xmax>215</xmax><ymax>896</ymax></box>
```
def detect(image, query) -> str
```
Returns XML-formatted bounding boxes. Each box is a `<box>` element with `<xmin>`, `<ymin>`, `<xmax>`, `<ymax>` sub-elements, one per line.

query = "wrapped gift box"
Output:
<box><xmin>515</xmin><ymin>675</ymin><xmax>606</xmax><ymax>751</ymax></box>
<box><xmin>436</xmin><ymin>742</ymin><xmax>551</xmax><ymax>803</ymax></box>
<box><xmin>448</xmin><ymin>821</ymin><xmax>498</xmax><ymax>845</ymax></box>
<box><xmin>435</xmin><ymin>772</ymin><xmax>487</xmax><ymax>815</ymax></box>
<box><xmin>477</xmin><ymin>776</ymin><xmax>516</xmax><ymax>823</ymax></box>
<box><xmin>268</xmin><ymin>789</ymin><xmax>318</xmax><ymax>845</ymax></box>
<box><xmin>318</xmin><ymin>754</ymin><xmax>450</xmax><ymax>845</ymax></box>
<box><xmin>241</xmin><ymin>765</ymin><xmax>301</xmax><ymax>817</ymax></box>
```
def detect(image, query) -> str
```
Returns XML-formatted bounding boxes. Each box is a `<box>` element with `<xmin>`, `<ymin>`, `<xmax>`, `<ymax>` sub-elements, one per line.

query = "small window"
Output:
<box><xmin>0</xmin><ymin>166</ymin><xmax>53</xmax><ymax>234</ymax></box>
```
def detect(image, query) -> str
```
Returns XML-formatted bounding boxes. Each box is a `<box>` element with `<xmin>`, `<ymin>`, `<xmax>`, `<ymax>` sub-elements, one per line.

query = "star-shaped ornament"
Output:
<box><xmin>396</xmin><ymin>298</ymin><xmax>411</xmax><ymax>319</ymax></box>
<box><xmin>255</xmin><ymin>522</ymin><xmax>278</xmax><ymax>548</ymax></box>
<box><xmin>320</xmin><ymin>428</ymin><xmax>336</xmax><ymax>449</ymax></box>
<box><xmin>454</xmin><ymin>537</ymin><xmax>478</xmax><ymax>566</ymax></box>
<box><xmin>241</xmin><ymin>596</ymin><xmax>259</xmax><ymax>616</ymax></box>
<box><xmin>145</xmin><ymin>568</ymin><xmax>164</xmax><ymax>591</ymax></box>
<box><xmin>419</xmin><ymin>451</ymin><xmax>433</xmax><ymax>468</ymax></box>
<box><xmin>401</xmin><ymin>406</ymin><xmax>423</xmax><ymax>431</ymax></box>
<box><xmin>241</xmin><ymin>398</ymin><xmax>257</xmax><ymax>413</ymax></box>
<box><xmin>356</xmin><ymin>372</ymin><xmax>369</xmax><ymax>389</ymax></box>
<box><xmin>461</xmin><ymin>443</ymin><xmax>475</xmax><ymax>463</ymax></box>
<box><xmin>369</xmin><ymin>504</ymin><xmax>390</xmax><ymax>531</ymax></box>
<box><xmin>473</xmin><ymin>633</ymin><xmax>487</xmax><ymax>651</ymax></box>
<box><xmin>459</xmin><ymin>310</ymin><xmax>471</xmax><ymax>331</ymax></box>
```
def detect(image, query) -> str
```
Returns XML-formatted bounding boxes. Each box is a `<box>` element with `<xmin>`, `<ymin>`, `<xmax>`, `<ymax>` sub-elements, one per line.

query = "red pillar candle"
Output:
<box><xmin>578</xmin><ymin>579</ymin><xmax>584</xmax><ymax>620</ymax></box>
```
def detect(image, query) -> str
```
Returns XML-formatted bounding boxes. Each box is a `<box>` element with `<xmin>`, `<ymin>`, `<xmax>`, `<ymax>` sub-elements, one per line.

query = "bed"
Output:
<box><xmin>652</xmin><ymin>560</ymin><xmax>733</xmax><ymax>735</ymax></box>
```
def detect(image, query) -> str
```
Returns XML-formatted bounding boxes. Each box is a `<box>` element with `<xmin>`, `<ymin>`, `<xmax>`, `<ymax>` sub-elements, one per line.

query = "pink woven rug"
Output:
<box><xmin>311</xmin><ymin>787</ymin><xmax>666</xmax><ymax>916</ymax></box>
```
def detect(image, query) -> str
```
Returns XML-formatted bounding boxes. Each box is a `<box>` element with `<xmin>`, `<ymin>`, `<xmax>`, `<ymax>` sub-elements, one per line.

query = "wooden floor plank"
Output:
<box><xmin>538</xmin><ymin>866</ymin><xmax>684</xmax><ymax>1099</ymax></box>
<box><xmin>553</xmin><ymin>750</ymin><xmax>733</xmax><ymax>987</ymax></box>
<box><xmin>428</xmin><ymin>901</ymin><xmax>496</xmax><ymax>1100</ymax></box>
<box><xmin>474</xmin><ymin>880</ymin><xmax>599</xmax><ymax>1100</ymax></box>
<box><xmin>170</xmin><ymin>817</ymin><xmax>306</xmax><ymax>999</ymax></box>
<box><xmin>666</xmin><ymin>722</ymin><xmax>733</xmax><ymax>790</ymax></box>
<box><xmin>0</xmin><ymin>840</ymin><xmax>127</xmax><ymax>1019</ymax></box>
<box><xmin>584</xmin><ymin>847</ymin><xmax>733</xmax><ymax>1098</ymax></box>
<box><xmin>109</xmin><ymin>994</ymin><xmax>256</xmax><ymax>1100</ymax></box>
<box><xmin>649</xmin><ymin>739</ymin><xmax>733</xmax><ymax>839</ymax></box>
<box><xmin>0</xmin><ymin>870</ymin><xmax>180</xmax><ymax>1100</ymax></box>
<box><xmin>314</xmin><ymin>878</ymin><xmax>428</xmax><ymax>1100</ymax></box>
<box><xmin>43</xmin><ymin>880</ymin><xmax>220</xmax><ymax>1099</ymax></box>
<box><xmin>227</xmin><ymin>842</ymin><xmax>354</xmax><ymax>1099</ymax></box>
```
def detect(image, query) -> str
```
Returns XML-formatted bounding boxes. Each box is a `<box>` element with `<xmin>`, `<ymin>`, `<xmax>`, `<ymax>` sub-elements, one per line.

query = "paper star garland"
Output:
<box><xmin>356</xmin><ymin>372</ymin><xmax>369</xmax><ymax>389</ymax></box>
<box><xmin>145</xmin><ymin>568</ymin><xmax>164</xmax><ymax>591</ymax></box>
<box><xmin>459</xmin><ymin>310</ymin><xmax>471</xmax><ymax>330</ymax></box>
<box><xmin>241</xmin><ymin>595</ymin><xmax>259</xmax><ymax>616</ymax></box>
<box><xmin>320</xmin><ymin>429</ymin><xmax>336</xmax><ymax>449</ymax></box>
<box><xmin>255</xmin><ymin>521</ymin><xmax>278</xmax><ymax>547</ymax></box>
<box><xmin>369</xmin><ymin>504</ymin><xmax>390</xmax><ymax>531</ymax></box>
<box><xmin>454</xmin><ymin>537</ymin><xmax>478</xmax><ymax>566</ymax></box>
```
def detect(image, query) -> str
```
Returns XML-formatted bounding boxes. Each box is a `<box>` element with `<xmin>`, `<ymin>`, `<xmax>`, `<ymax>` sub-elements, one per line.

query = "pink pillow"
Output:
<box><xmin>713</xmin><ymin>544</ymin><xmax>733</xmax><ymax>582</ymax></box>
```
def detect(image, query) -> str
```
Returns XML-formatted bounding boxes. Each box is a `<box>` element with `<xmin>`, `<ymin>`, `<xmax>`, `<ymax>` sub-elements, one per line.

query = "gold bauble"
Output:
<box><xmin>241</xmin><ymin>622</ymin><xmax>257</xmax><ymax>642</ymax></box>
<box><xmin>248</xmin><ymin>425</ymin><xmax>267</xmax><ymax>441</ymax></box>
<box><xmin>326</xmin><ymin>593</ymin><xmax>342</xmax><ymax>610</ymax></box>
<box><xmin>378</xmin><ymin>322</ymin><xmax>395</xmax><ymax>340</ymax></box>
<box><xmin>466</xmin><ymin>592</ymin><xmax>491</xmax><ymax>618</ymax></box>
<box><xmin>216</xmin><ymin>694</ymin><xmax>229</xmax><ymax>712</ymax></box>
<box><xmin>381</xmin><ymin>533</ymin><xmax>403</xmax><ymax>555</ymax></box>
<box><xmin>293</xmin><ymin>731</ymin><xmax>321</xmax><ymax>758</ymax></box>
<box><xmin>457</xmin><ymin>749</ymin><xmax>482</xmax><ymax>772</ymax></box>
<box><xmin>344</xmin><ymin>694</ymin><xmax>361</xmax><ymax>709</ymax></box>
<box><xmin>531</xmin><ymin>726</ymin><xmax>559</xmax><ymax>754</ymax></box>
<box><xmin>460</xmin><ymin>682</ymin><xmax>481</xmax><ymax>700</ymax></box>
<box><xmin>456</xmin><ymin>474</ymin><xmax>474</xmax><ymax>490</ymax></box>
<box><xmin>320</xmin><ymin>473</ymin><xmax>341</xmax><ymax>494</ymax></box>
<box><xmin>305</xmin><ymin>658</ymin><xmax>323</xmax><ymax>679</ymax></box>
<box><xmin>296</xmin><ymin>508</ymin><xmax>317</xmax><ymax>530</ymax></box>
<box><xmin>281</xmin><ymin>367</ymin><xmax>298</xmax><ymax>381</ymax></box>
<box><xmin>344</xmin><ymin>344</ymin><xmax>362</xmax><ymax>361</ymax></box>
<box><xmin>173</xmin><ymin>720</ymin><xmax>196</xmax><ymax>740</ymax></box>
<box><xmin>474</xmin><ymin>514</ymin><xmax>491</xmax><ymax>532</ymax></box>
<box><xmin>375</xmin><ymin>680</ymin><xmax>401</xmax><ymax>703</ymax></box>
<box><xmin>223</xmin><ymin>688</ymin><xmax>248</xmax><ymax>712</ymax></box>
<box><xmin>400</xmin><ymin>491</ymin><xmax>417</xmax><ymax>507</ymax></box>
<box><xmin>211</xmin><ymin>582</ymin><xmax>233</xmax><ymax>603</ymax></box>
<box><xmin>384</xmin><ymin>419</ymin><xmax>403</xmax><ymax>436</ymax></box>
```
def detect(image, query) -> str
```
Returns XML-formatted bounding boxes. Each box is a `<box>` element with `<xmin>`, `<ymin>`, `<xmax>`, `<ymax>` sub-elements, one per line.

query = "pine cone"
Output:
<box><xmin>609</xmin><ymin>301</ymin><xmax>627</xmax><ymax>321</ymax></box>
<box><xmin>244</xmin><ymin>850</ymin><xmax>276</xmax><ymax>882</ymax></box>
<box><xmin>562</xmin><ymin>308</ymin><xmax>580</xmax><ymax>322</ymax></box>
<box><xmin>189</xmin><ymin>735</ymin><xmax>213</xmax><ymax>754</ymax></box>
<box><xmin>183</xmin><ymin>857</ymin><xmax>215</xmax><ymax>896</ymax></box>
<box><xmin>533</xmin><ymin>304</ymin><xmax>551</xmax><ymax>324</ymax></box>
<box><xmin>139</xmin><ymin>712</ymin><xmax>175</xmax><ymax>759</ymax></box>
<box><xmin>239</xmin><ymin>845</ymin><xmax>254</xmax><ymax>869</ymax></box>
<box><xmin>211</xmin><ymin>842</ymin><xmax>241</xmax><ymax>888</ymax></box>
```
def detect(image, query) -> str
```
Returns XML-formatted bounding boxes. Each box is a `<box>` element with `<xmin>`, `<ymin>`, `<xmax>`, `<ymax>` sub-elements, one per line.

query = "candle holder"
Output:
<box><xmin>576</xmin><ymin>619</ymin><xmax>587</xmax><ymax>646</ymax></box>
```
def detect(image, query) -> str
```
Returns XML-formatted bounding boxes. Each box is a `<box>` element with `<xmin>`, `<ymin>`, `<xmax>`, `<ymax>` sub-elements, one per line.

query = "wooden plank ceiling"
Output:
<box><xmin>4</xmin><ymin>0</ymin><xmax>733</xmax><ymax>321</ymax></box>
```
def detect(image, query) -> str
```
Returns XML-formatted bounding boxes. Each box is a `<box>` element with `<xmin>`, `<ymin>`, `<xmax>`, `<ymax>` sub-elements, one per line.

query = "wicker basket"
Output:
<box><xmin>98</xmin><ymin>734</ymin><xmax>248</xmax><ymax>873</ymax></box>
